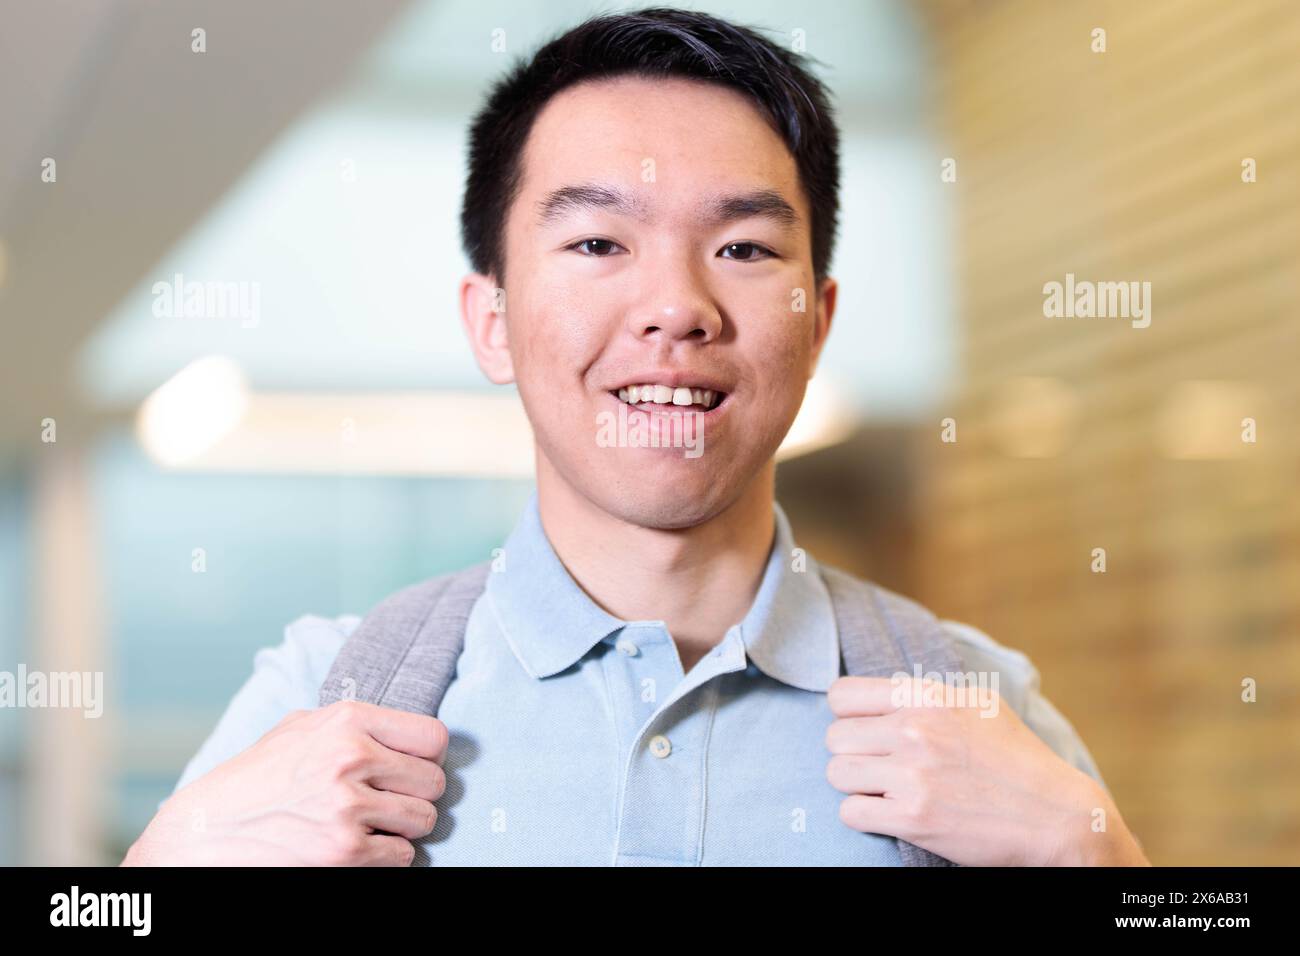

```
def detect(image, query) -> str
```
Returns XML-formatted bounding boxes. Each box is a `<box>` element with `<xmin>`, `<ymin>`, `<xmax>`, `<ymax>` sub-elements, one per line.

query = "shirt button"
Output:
<box><xmin>648</xmin><ymin>734</ymin><xmax>672</xmax><ymax>758</ymax></box>
<box><xmin>616</xmin><ymin>638</ymin><xmax>639</xmax><ymax>657</ymax></box>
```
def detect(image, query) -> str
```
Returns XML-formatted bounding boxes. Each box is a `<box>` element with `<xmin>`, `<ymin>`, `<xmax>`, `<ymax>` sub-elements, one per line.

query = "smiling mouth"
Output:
<box><xmin>610</xmin><ymin>384</ymin><xmax>726</xmax><ymax>411</ymax></box>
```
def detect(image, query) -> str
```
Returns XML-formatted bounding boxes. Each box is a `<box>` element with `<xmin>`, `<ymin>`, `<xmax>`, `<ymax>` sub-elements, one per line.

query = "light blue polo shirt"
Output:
<box><xmin>171</xmin><ymin>493</ymin><xmax>1107</xmax><ymax>865</ymax></box>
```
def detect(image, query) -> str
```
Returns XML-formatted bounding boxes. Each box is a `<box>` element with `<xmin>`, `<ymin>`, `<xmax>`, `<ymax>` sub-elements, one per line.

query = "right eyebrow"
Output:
<box><xmin>535</xmin><ymin>183</ymin><xmax>648</xmax><ymax>226</ymax></box>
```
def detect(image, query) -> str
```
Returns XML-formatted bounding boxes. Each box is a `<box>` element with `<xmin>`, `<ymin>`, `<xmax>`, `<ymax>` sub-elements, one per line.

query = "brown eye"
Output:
<box><xmin>720</xmin><ymin>241</ymin><xmax>774</xmax><ymax>261</ymax></box>
<box><xmin>570</xmin><ymin>238</ymin><xmax>621</xmax><ymax>256</ymax></box>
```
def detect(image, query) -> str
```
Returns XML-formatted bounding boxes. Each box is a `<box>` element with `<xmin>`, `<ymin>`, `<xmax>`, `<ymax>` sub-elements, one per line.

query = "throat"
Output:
<box><xmin>674</xmin><ymin>640</ymin><xmax>716</xmax><ymax>674</ymax></box>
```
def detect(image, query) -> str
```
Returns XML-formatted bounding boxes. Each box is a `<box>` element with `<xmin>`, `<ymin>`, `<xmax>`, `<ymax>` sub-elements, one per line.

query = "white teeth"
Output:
<box><xmin>614</xmin><ymin>383</ymin><xmax>721</xmax><ymax>408</ymax></box>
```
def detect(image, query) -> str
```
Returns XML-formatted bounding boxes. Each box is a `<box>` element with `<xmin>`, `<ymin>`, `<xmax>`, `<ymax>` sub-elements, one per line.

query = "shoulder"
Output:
<box><xmin>239</xmin><ymin>611</ymin><xmax>365</xmax><ymax>717</ymax></box>
<box><xmin>169</xmin><ymin>612</ymin><xmax>362</xmax><ymax>798</ymax></box>
<box><xmin>936</xmin><ymin>618</ymin><xmax>1039</xmax><ymax>712</ymax></box>
<box><xmin>936</xmin><ymin>617</ymin><xmax>1109</xmax><ymax>790</ymax></box>
<box><xmin>260</xmin><ymin>612</ymin><xmax>362</xmax><ymax>686</ymax></box>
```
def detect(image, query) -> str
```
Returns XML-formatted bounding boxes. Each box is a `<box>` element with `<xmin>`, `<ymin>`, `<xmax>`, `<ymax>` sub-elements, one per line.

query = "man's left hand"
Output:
<box><xmin>824</xmin><ymin>675</ymin><xmax>1149</xmax><ymax>866</ymax></box>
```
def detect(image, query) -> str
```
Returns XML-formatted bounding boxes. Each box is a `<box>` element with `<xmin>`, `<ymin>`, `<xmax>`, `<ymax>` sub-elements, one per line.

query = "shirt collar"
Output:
<box><xmin>733</xmin><ymin>501</ymin><xmax>840</xmax><ymax>692</ymax></box>
<box><xmin>485</xmin><ymin>492</ymin><xmax>625</xmax><ymax>679</ymax></box>
<box><xmin>486</xmin><ymin>492</ymin><xmax>840</xmax><ymax>691</ymax></box>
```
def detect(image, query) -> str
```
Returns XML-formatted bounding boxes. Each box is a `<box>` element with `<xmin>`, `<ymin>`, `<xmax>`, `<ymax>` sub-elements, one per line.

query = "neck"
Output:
<box><xmin>535</xmin><ymin>458</ymin><xmax>777</xmax><ymax>669</ymax></box>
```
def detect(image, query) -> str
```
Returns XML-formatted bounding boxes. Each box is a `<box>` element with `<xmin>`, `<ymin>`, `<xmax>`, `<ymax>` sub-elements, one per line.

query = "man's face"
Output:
<box><xmin>469</xmin><ymin>74</ymin><xmax>835</xmax><ymax>529</ymax></box>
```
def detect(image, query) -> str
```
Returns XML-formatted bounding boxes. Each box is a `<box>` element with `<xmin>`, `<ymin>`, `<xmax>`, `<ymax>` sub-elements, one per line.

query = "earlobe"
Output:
<box><xmin>460</xmin><ymin>273</ymin><xmax>515</xmax><ymax>385</ymax></box>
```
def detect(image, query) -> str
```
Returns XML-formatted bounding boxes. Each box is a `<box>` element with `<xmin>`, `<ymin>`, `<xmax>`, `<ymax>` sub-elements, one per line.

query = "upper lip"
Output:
<box><xmin>605</xmin><ymin>370</ymin><xmax>732</xmax><ymax>393</ymax></box>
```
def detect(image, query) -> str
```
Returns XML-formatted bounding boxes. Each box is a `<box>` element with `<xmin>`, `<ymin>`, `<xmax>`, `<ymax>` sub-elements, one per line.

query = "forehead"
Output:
<box><xmin>515</xmin><ymin>74</ymin><xmax>803</xmax><ymax>220</ymax></box>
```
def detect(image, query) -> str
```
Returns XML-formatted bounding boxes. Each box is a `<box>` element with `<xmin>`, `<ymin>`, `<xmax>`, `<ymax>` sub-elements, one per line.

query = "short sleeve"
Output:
<box><xmin>164</xmin><ymin>614</ymin><xmax>361</xmax><ymax>805</ymax></box>
<box><xmin>938</xmin><ymin>619</ymin><xmax>1110</xmax><ymax>793</ymax></box>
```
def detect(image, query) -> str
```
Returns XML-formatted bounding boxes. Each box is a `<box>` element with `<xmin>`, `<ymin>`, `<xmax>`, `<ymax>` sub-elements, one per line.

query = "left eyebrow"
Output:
<box><xmin>701</xmin><ymin>189</ymin><xmax>800</xmax><ymax>231</ymax></box>
<box><xmin>534</xmin><ymin>183</ymin><xmax>801</xmax><ymax>232</ymax></box>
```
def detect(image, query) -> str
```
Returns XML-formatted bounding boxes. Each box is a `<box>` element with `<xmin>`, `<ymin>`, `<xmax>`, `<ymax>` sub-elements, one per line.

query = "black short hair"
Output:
<box><xmin>460</xmin><ymin>6</ymin><xmax>841</xmax><ymax>288</ymax></box>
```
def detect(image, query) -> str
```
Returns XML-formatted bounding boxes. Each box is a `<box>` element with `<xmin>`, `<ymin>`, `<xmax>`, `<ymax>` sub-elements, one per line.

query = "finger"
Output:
<box><xmin>827</xmin><ymin>676</ymin><xmax>903</xmax><ymax>718</ymax></box>
<box><xmin>358</xmin><ymin>790</ymin><xmax>438</xmax><ymax>840</ymax></box>
<box><xmin>341</xmin><ymin>701</ymin><xmax>449</xmax><ymax>763</ymax></box>
<box><xmin>826</xmin><ymin>753</ymin><xmax>908</xmax><ymax>795</ymax></box>
<box><xmin>824</xmin><ymin>714</ymin><xmax>899</xmax><ymax>755</ymax></box>
<box><xmin>368</xmin><ymin>749</ymin><xmax>446</xmax><ymax>802</ymax></box>
<box><xmin>357</xmin><ymin>834</ymin><xmax>417</xmax><ymax>867</ymax></box>
<box><xmin>838</xmin><ymin>793</ymin><xmax>912</xmax><ymax>837</ymax></box>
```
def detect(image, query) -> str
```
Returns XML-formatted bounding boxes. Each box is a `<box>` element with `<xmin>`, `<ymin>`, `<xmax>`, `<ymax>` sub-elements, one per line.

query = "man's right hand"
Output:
<box><xmin>121</xmin><ymin>700</ymin><xmax>447</xmax><ymax>866</ymax></box>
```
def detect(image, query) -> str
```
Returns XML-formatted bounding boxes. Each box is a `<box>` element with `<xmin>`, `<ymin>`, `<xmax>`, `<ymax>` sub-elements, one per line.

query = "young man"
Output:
<box><xmin>124</xmin><ymin>7</ymin><xmax>1148</xmax><ymax>867</ymax></box>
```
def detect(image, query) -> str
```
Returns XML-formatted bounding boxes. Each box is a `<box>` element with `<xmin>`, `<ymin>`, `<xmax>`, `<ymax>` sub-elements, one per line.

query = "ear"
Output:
<box><xmin>808</xmin><ymin>275</ymin><xmax>837</xmax><ymax>377</ymax></box>
<box><xmin>460</xmin><ymin>272</ymin><xmax>515</xmax><ymax>385</ymax></box>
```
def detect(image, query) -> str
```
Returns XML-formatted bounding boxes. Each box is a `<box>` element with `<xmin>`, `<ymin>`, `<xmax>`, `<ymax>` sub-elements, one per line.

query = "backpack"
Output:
<box><xmin>319</xmin><ymin>560</ymin><xmax>964</xmax><ymax>866</ymax></box>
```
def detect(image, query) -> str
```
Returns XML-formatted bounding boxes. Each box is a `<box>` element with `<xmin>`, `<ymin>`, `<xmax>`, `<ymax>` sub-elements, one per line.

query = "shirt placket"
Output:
<box><xmin>603</xmin><ymin>624</ymin><xmax>749</xmax><ymax>866</ymax></box>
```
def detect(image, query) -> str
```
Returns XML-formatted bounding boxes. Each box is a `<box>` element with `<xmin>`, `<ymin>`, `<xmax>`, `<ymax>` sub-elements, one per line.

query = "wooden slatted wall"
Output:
<box><xmin>911</xmin><ymin>0</ymin><xmax>1300</xmax><ymax>864</ymax></box>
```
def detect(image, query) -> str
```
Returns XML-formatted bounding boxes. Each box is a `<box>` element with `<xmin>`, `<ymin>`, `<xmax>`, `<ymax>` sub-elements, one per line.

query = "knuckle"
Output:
<box><xmin>325</xmin><ymin>831</ymin><xmax>367</xmax><ymax>866</ymax></box>
<box><xmin>429</xmin><ymin>763</ymin><xmax>447</xmax><ymax>800</ymax></box>
<box><xmin>326</xmin><ymin>783</ymin><xmax>366</xmax><ymax>824</ymax></box>
<box><xmin>907</xmin><ymin>790</ymin><xmax>936</xmax><ymax>831</ymax></box>
<box><xmin>914</xmin><ymin>707</ymin><xmax>947</xmax><ymax>738</ymax></box>
<box><xmin>903</xmin><ymin>723</ymin><xmax>942</xmax><ymax>762</ymax></box>
<box><xmin>327</xmin><ymin>699</ymin><xmax>367</xmax><ymax>726</ymax></box>
<box><xmin>424</xmin><ymin>716</ymin><xmax>449</xmax><ymax>756</ymax></box>
<box><xmin>339</xmin><ymin>832</ymin><xmax>369</xmax><ymax>863</ymax></box>
<box><xmin>826</xmin><ymin>754</ymin><xmax>860</xmax><ymax>794</ymax></box>
<box><xmin>838</xmin><ymin>794</ymin><xmax>865</xmax><ymax>830</ymax></box>
<box><xmin>912</xmin><ymin>742</ymin><xmax>942</xmax><ymax>772</ymax></box>
<box><xmin>896</xmin><ymin>803</ymin><xmax>924</xmax><ymax>837</ymax></box>
<box><xmin>824</xmin><ymin>719</ymin><xmax>852</xmax><ymax>752</ymax></box>
<box><xmin>823</xmin><ymin>722</ymin><xmax>838</xmax><ymax>750</ymax></box>
<box><xmin>824</xmin><ymin>755</ymin><xmax>842</xmax><ymax>788</ymax></box>
<box><xmin>329</xmin><ymin>739</ymin><xmax>373</xmax><ymax>778</ymax></box>
<box><xmin>899</xmin><ymin>775</ymin><xmax>938</xmax><ymax>831</ymax></box>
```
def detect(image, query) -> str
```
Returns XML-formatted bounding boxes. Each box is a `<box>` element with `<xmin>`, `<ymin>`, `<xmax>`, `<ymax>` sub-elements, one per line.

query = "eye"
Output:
<box><xmin>719</xmin><ymin>241</ymin><xmax>776</xmax><ymax>262</ymax></box>
<box><xmin>567</xmin><ymin>238</ymin><xmax>625</xmax><ymax>257</ymax></box>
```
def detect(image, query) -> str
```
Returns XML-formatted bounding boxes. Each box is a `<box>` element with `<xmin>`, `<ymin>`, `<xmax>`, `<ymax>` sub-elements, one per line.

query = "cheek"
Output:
<box><xmin>752</xmin><ymin>311</ymin><xmax>815</xmax><ymax>394</ymax></box>
<box><xmin>509</xmin><ymin>282</ymin><xmax>610</xmax><ymax>379</ymax></box>
<box><xmin>733</xmin><ymin>270</ymin><xmax>815</xmax><ymax>363</ymax></box>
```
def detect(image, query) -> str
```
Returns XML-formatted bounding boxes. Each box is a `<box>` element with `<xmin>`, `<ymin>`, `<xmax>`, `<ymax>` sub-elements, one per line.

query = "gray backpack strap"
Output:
<box><xmin>821</xmin><ymin>563</ymin><xmax>965</xmax><ymax>868</ymax></box>
<box><xmin>318</xmin><ymin>561</ymin><xmax>491</xmax><ymax>714</ymax></box>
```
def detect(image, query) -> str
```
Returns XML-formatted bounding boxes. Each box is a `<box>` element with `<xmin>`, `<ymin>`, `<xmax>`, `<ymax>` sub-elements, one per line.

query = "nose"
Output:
<box><xmin>624</xmin><ymin>267</ymin><xmax>723</xmax><ymax>345</ymax></box>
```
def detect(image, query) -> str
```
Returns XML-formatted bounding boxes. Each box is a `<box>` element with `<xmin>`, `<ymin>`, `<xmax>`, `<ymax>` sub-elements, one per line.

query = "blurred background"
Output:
<box><xmin>0</xmin><ymin>0</ymin><xmax>1296</xmax><ymax>866</ymax></box>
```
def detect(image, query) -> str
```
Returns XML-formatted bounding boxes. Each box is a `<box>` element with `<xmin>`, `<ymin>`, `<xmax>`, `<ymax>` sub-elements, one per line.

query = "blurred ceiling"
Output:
<box><xmin>0</xmin><ymin>0</ymin><xmax>413</xmax><ymax>448</ymax></box>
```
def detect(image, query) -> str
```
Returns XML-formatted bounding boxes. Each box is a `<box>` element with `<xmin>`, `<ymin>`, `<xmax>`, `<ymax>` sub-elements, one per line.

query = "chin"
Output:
<box><xmin>596</xmin><ymin>487</ymin><xmax>727</xmax><ymax>531</ymax></box>
<box><xmin>586</xmin><ymin>453</ymin><xmax>760</xmax><ymax>530</ymax></box>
